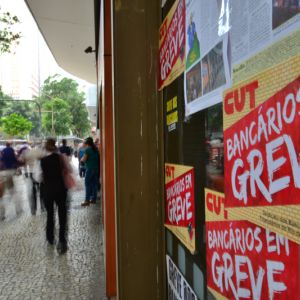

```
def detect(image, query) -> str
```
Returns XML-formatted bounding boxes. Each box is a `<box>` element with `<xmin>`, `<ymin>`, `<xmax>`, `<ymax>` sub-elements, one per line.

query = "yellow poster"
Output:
<box><xmin>165</xmin><ymin>163</ymin><xmax>195</xmax><ymax>254</ymax></box>
<box><xmin>223</xmin><ymin>42</ymin><xmax>300</xmax><ymax>244</ymax></box>
<box><xmin>158</xmin><ymin>0</ymin><xmax>185</xmax><ymax>90</ymax></box>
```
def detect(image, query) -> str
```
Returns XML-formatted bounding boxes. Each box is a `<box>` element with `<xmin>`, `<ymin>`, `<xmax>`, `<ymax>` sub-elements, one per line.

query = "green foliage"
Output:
<box><xmin>39</xmin><ymin>75</ymin><xmax>91</xmax><ymax>137</ymax></box>
<box><xmin>0</xmin><ymin>87</ymin><xmax>40</xmax><ymax>136</ymax></box>
<box><xmin>0</xmin><ymin>10</ymin><xmax>21</xmax><ymax>54</ymax></box>
<box><xmin>3</xmin><ymin>100</ymin><xmax>40</xmax><ymax>136</ymax></box>
<box><xmin>71</xmin><ymin>100</ymin><xmax>90</xmax><ymax>137</ymax></box>
<box><xmin>0</xmin><ymin>113</ymin><xmax>32</xmax><ymax>137</ymax></box>
<box><xmin>42</xmin><ymin>97</ymin><xmax>72</xmax><ymax>136</ymax></box>
<box><xmin>0</xmin><ymin>86</ymin><xmax>10</xmax><ymax>118</ymax></box>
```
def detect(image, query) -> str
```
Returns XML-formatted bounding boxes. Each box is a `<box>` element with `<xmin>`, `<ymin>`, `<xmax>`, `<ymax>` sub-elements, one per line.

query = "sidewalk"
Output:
<box><xmin>0</xmin><ymin>172</ymin><xmax>106</xmax><ymax>299</ymax></box>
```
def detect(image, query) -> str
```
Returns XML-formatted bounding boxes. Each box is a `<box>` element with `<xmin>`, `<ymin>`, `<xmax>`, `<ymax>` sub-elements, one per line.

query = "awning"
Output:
<box><xmin>25</xmin><ymin>0</ymin><xmax>96</xmax><ymax>84</ymax></box>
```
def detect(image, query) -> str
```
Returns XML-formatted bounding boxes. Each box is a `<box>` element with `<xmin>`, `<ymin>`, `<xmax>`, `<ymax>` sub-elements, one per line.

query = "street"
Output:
<box><xmin>0</xmin><ymin>163</ymin><xmax>106</xmax><ymax>299</ymax></box>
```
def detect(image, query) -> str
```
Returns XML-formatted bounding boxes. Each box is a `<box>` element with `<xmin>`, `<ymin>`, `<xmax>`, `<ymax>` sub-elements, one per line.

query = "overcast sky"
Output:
<box><xmin>0</xmin><ymin>0</ymin><xmax>91</xmax><ymax>90</ymax></box>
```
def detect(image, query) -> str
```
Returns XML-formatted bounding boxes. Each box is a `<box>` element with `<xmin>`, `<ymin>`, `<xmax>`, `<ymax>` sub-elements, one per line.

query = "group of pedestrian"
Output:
<box><xmin>0</xmin><ymin>136</ymin><xmax>100</xmax><ymax>255</ymax></box>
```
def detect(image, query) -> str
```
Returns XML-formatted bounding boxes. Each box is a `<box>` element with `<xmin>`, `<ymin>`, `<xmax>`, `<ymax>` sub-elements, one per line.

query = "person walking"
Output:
<box><xmin>24</xmin><ymin>146</ymin><xmax>45</xmax><ymax>215</ymax></box>
<box><xmin>0</xmin><ymin>142</ymin><xmax>18</xmax><ymax>191</ymax></box>
<box><xmin>59</xmin><ymin>139</ymin><xmax>71</xmax><ymax>158</ymax></box>
<box><xmin>17</xmin><ymin>141</ymin><xmax>31</xmax><ymax>177</ymax></box>
<box><xmin>1</xmin><ymin>142</ymin><xmax>18</xmax><ymax>170</ymax></box>
<box><xmin>81</xmin><ymin>137</ymin><xmax>99</xmax><ymax>206</ymax></box>
<box><xmin>41</xmin><ymin>138</ymin><xmax>68</xmax><ymax>254</ymax></box>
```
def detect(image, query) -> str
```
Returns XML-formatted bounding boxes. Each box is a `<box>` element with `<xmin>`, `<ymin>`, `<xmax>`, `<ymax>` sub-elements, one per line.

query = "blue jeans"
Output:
<box><xmin>85</xmin><ymin>169</ymin><xmax>98</xmax><ymax>201</ymax></box>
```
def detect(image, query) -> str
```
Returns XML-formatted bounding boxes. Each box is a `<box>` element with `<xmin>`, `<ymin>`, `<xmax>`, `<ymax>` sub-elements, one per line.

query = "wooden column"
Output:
<box><xmin>100</xmin><ymin>0</ymin><xmax>117</xmax><ymax>297</ymax></box>
<box><xmin>112</xmin><ymin>0</ymin><xmax>164</xmax><ymax>299</ymax></box>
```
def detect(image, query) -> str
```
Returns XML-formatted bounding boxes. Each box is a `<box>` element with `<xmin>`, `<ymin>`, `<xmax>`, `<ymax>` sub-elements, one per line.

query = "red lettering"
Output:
<box><xmin>206</xmin><ymin>192</ymin><xmax>214</xmax><ymax>212</ymax></box>
<box><xmin>224</xmin><ymin>91</ymin><xmax>234</xmax><ymax>115</ymax></box>
<box><xmin>224</xmin><ymin>81</ymin><xmax>259</xmax><ymax>115</ymax></box>
<box><xmin>206</xmin><ymin>192</ymin><xmax>225</xmax><ymax>216</ymax></box>
<box><xmin>166</xmin><ymin>165</ymin><xmax>175</xmax><ymax>180</ymax></box>
<box><xmin>213</xmin><ymin>195</ymin><xmax>222</xmax><ymax>216</ymax></box>
<box><xmin>235</xmin><ymin>89</ymin><xmax>244</xmax><ymax>112</ymax></box>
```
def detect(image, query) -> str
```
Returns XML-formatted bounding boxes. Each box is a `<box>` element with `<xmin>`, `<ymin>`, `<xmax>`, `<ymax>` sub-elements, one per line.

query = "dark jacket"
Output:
<box><xmin>1</xmin><ymin>146</ymin><xmax>18</xmax><ymax>169</ymax></box>
<box><xmin>59</xmin><ymin>145</ymin><xmax>71</xmax><ymax>156</ymax></box>
<box><xmin>41</xmin><ymin>153</ymin><xmax>66</xmax><ymax>195</ymax></box>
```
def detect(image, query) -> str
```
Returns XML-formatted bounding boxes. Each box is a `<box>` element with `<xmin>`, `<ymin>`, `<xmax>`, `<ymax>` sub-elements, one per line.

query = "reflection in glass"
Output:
<box><xmin>205</xmin><ymin>103</ymin><xmax>224</xmax><ymax>192</ymax></box>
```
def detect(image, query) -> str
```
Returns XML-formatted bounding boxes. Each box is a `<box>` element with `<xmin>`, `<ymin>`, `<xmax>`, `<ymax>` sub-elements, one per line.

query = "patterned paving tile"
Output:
<box><xmin>0</xmin><ymin>175</ymin><xmax>106</xmax><ymax>300</ymax></box>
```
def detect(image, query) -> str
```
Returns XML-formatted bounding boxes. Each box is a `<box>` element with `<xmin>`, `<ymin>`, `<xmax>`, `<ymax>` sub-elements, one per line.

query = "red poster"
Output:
<box><xmin>165</xmin><ymin>163</ymin><xmax>195</xmax><ymax>253</ymax></box>
<box><xmin>224</xmin><ymin>77</ymin><xmax>300</xmax><ymax>208</ymax></box>
<box><xmin>205</xmin><ymin>189</ymin><xmax>300</xmax><ymax>300</ymax></box>
<box><xmin>207</xmin><ymin>221</ymin><xmax>300</xmax><ymax>300</ymax></box>
<box><xmin>223</xmin><ymin>57</ymin><xmax>300</xmax><ymax>244</ymax></box>
<box><xmin>158</xmin><ymin>0</ymin><xmax>185</xmax><ymax>90</ymax></box>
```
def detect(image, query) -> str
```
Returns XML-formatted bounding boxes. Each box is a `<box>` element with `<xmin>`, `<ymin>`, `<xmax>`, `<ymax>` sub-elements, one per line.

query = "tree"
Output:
<box><xmin>3</xmin><ymin>100</ymin><xmax>40</xmax><ymax>136</ymax></box>
<box><xmin>40</xmin><ymin>75</ymin><xmax>91</xmax><ymax>137</ymax></box>
<box><xmin>0</xmin><ymin>113</ymin><xmax>32</xmax><ymax>137</ymax></box>
<box><xmin>0</xmin><ymin>86</ymin><xmax>10</xmax><ymax>118</ymax></box>
<box><xmin>42</xmin><ymin>97</ymin><xmax>72</xmax><ymax>136</ymax></box>
<box><xmin>0</xmin><ymin>10</ymin><xmax>21</xmax><ymax>54</ymax></box>
<box><xmin>70</xmin><ymin>99</ymin><xmax>91</xmax><ymax>137</ymax></box>
<box><xmin>0</xmin><ymin>87</ymin><xmax>40</xmax><ymax>137</ymax></box>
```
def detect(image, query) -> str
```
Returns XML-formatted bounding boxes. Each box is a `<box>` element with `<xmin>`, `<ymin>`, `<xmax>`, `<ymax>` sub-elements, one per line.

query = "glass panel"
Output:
<box><xmin>193</xmin><ymin>263</ymin><xmax>204</xmax><ymax>300</ymax></box>
<box><xmin>166</xmin><ymin>230</ymin><xmax>173</xmax><ymax>256</ymax></box>
<box><xmin>205</xmin><ymin>103</ymin><xmax>224</xmax><ymax>192</ymax></box>
<box><xmin>178</xmin><ymin>244</ymin><xmax>186</xmax><ymax>275</ymax></box>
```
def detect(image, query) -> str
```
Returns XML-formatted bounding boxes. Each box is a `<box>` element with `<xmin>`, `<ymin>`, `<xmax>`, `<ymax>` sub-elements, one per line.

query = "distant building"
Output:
<box><xmin>0</xmin><ymin>53</ymin><xmax>39</xmax><ymax>99</ymax></box>
<box><xmin>0</xmin><ymin>0</ymin><xmax>40</xmax><ymax>100</ymax></box>
<box><xmin>86</xmin><ymin>85</ymin><xmax>97</xmax><ymax>129</ymax></box>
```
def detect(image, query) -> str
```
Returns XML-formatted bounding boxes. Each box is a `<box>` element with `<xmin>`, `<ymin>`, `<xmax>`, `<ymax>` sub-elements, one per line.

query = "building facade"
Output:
<box><xmin>26</xmin><ymin>0</ymin><xmax>300</xmax><ymax>299</ymax></box>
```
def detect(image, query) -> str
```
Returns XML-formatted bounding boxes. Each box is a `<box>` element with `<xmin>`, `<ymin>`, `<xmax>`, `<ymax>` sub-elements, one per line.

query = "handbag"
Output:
<box><xmin>62</xmin><ymin>169</ymin><xmax>76</xmax><ymax>189</ymax></box>
<box><xmin>59</xmin><ymin>154</ymin><xmax>76</xmax><ymax>189</ymax></box>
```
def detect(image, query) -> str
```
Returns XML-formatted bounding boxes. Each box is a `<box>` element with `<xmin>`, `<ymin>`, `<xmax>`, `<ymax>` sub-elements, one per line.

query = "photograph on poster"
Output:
<box><xmin>184</xmin><ymin>35</ymin><xmax>230</xmax><ymax>116</ymax></box>
<box><xmin>186</xmin><ymin>12</ymin><xmax>200</xmax><ymax>69</ymax></box>
<box><xmin>185</xmin><ymin>62</ymin><xmax>202</xmax><ymax>103</ymax></box>
<box><xmin>202</xmin><ymin>41</ymin><xmax>226</xmax><ymax>95</ymax></box>
<box><xmin>273</xmin><ymin>0</ymin><xmax>300</xmax><ymax>29</ymax></box>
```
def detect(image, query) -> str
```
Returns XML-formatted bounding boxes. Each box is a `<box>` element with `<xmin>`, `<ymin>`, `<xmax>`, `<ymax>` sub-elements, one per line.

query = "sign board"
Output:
<box><xmin>166</xmin><ymin>96</ymin><xmax>179</xmax><ymax>132</ymax></box>
<box><xmin>166</xmin><ymin>255</ymin><xmax>198</xmax><ymax>300</ymax></box>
